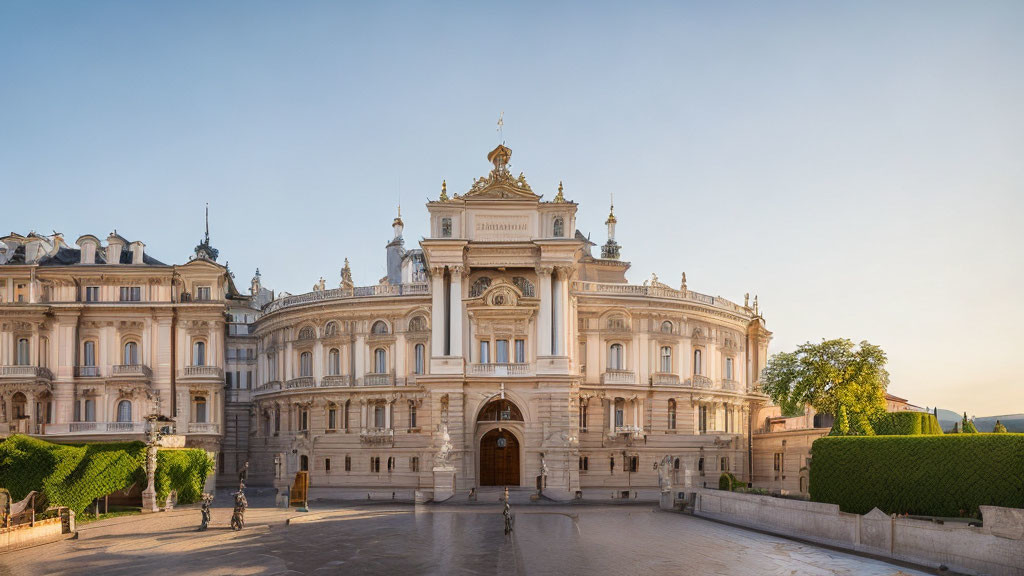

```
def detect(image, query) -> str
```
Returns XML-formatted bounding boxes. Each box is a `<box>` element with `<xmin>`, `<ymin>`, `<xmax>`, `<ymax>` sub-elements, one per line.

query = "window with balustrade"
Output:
<box><xmin>725</xmin><ymin>357</ymin><xmax>734</xmax><ymax>380</ymax></box>
<box><xmin>117</xmin><ymin>400</ymin><xmax>132</xmax><ymax>423</ymax></box>
<box><xmin>193</xmin><ymin>341</ymin><xmax>206</xmax><ymax>366</ymax></box>
<box><xmin>693</xmin><ymin>349</ymin><xmax>703</xmax><ymax>375</ymax></box>
<box><xmin>194</xmin><ymin>396</ymin><xmax>208</xmax><ymax>423</ymax></box>
<box><xmin>124</xmin><ymin>341</ymin><xmax>139</xmax><ymax>365</ymax></box>
<box><xmin>373</xmin><ymin>348</ymin><xmax>387</xmax><ymax>373</ymax></box>
<box><xmin>515</xmin><ymin>339</ymin><xmax>526</xmax><ymax>363</ymax></box>
<box><xmin>299</xmin><ymin>352</ymin><xmax>312</xmax><ymax>377</ymax></box>
<box><xmin>83</xmin><ymin>341</ymin><xmax>96</xmax><ymax>367</ymax></box>
<box><xmin>16</xmin><ymin>338</ymin><xmax>30</xmax><ymax>365</ymax></box>
<box><xmin>614</xmin><ymin>399</ymin><xmax>625</xmax><ymax>428</ymax></box>
<box><xmin>328</xmin><ymin>348</ymin><xmax>340</xmax><ymax>375</ymax></box>
<box><xmin>608</xmin><ymin>343</ymin><xmax>624</xmax><ymax>370</ymax></box>
<box><xmin>478</xmin><ymin>340</ymin><xmax>490</xmax><ymax>363</ymax></box>
<box><xmin>660</xmin><ymin>346</ymin><xmax>672</xmax><ymax>373</ymax></box>
<box><xmin>496</xmin><ymin>339</ymin><xmax>509</xmax><ymax>363</ymax></box>
<box><xmin>374</xmin><ymin>404</ymin><xmax>385</xmax><ymax>428</ymax></box>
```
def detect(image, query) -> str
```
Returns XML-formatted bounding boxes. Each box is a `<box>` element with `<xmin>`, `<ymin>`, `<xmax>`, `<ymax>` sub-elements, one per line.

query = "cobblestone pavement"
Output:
<box><xmin>0</xmin><ymin>491</ymin><xmax>930</xmax><ymax>576</ymax></box>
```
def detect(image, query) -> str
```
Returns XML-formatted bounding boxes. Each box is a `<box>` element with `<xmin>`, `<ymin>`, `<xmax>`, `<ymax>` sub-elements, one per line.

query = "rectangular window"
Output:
<box><xmin>226</xmin><ymin>372</ymin><xmax>233</xmax><ymax>388</ymax></box>
<box><xmin>374</xmin><ymin>405</ymin><xmax>385</xmax><ymax>428</ymax></box>
<box><xmin>345</xmin><ymin>456</ymin><xmax>352</xmax><ymax>472</ymax></box>
<box><xmin>85</xmin><ymin>286</ymin><xmax>100</xmax><ymax>302</ymax></box>
<box><xmin>699</xmin><ymin>405</ymin><xmax>708</xmax><ymax>434</ymax></box>
<box><xmin>246</xmin><ymin>371</ymin><xmax>253</xmax><ymax>389</ymax></box>
<box><xmin>387</xmin><ymin>457</ymin><xmax>395</xmax><ymax>473</ymax></box>
<box><xmin>328</xmin><ymin>408</ymin><xmax>337</xmax><ymax>430</ymax></box>
<box><xmin>410</xmin><ymin>457</ymin><xmax>420</xmax><ymax>472</ymax></box>
<box><xmin>515</xmin><ymin>339</ymin><xmax>526</xmax><ymax>363</ymax></box>
<box><xmin>325</xmin><ymin>458</ymin><xmax>332</xmax><ymax>472</ymax></box>
<box><xmin>773</xmin><ymin>453</ymin><xmax>782</xmax><ymax>472</ymax></box>
<box><xmin>626</xmin><ymin>456</ymin><xmax>639</xmax><ymax>472</ymax></box>
<box><xmin>726</xmin><ymin>357</ymin><xmax>734</xmax><ymax>380</ymax></box>
<box><xmin>479</xmin><ymin>341</ymin><xmax>490</xmax><ymax>363</ymax></box>
<box><xmin>579</xmin><ymin>404</ymin><xmax>588</xmax><ymax>430</ymax></box>
<box><xmin>614</xmin><ymin>407</ymin><xmax>624</xmax><ymax>428</ymax></box>
<box><xmin>409</xmin><ymin>404</ymin><xmax>417</xmax><ymax>429</ymax></box>
<box><xmin>371</xmin><ymin>457</ymin><xmax>380</xmax><ymax>473</ymax></box>
<box><xmin>579</xmin><ymin>456</ymin><xmax>589</xmax><ymax>471</ymax></box>
<box><xmin>300</xmin><ymin>409</ymin><xmax>308</xmax><ymax>431</ymax></box>
<box><xmin>721</xmin><ymin>457</ymin><xmax>729</xmax><ymax>472</ymax></box>
<box><xmin>496</xmin><ymin>339</ymin><xmax>509</xmax><ymax>363</ymax></box>
<box><xmin>698</xmin><ymin>457</ymin><xmax>705</xmax><ymax>475</ymax></box>
<box><xmin>196</xmin><ymin>286</ymin><xmax>211</xmax><ymax>301</ymax></box>
<box><xmin>119</xmin><ymin>286</ymin><xmax>141</xmax><ymax>301</ymax></box>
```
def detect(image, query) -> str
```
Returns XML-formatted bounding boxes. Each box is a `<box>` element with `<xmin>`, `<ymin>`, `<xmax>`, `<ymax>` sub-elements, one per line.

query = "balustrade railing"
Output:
<box><xmin>685</xmin><ymin>374</ymin><xmax>714</xmax><ymax>389</ymax></box>
<box><xmin>601</xmin><ymin>369</ymin><xmax>637</xmax><ymax>385</ymax></box>
<box><xmin>468</xmin><ymin>363</ymin><xmax>532</xmax><ymax>377</ymax></box>
<box><xmin>187</xmin><ymin>422</ymin><xmax>220</xmax><ymax>434</ymax></box>
<box><xmin>286</xmin><ymin>377</ymin><xmax>315</xmax><ymax>389</ymax></box>
<box><xmin>363</xmin><ymin>374</ymin><xmax>394</xmax><ymax>387</ymax></box>
<box><xmin>572</xmin><ymin>281</ymin><xmax>748</xmax><ymax>315</ymax></box>
<box><xmin>74</xmin><ymin>366</ymin><xmax>101</xmax><ymax>378</ymax></box>
<box><xmin>179</xmin><ymin>365</ymin><xmax>223</xmax><ymax>378</ymax></box>
<box><xmin>719</xmin><ymin>379</ymin><xmax>740</xmax><ymax>392</ymax></box>
<box><xmin>254</xmin><ymin>380</ymin><xmax>282</xmax><ymax>394</ymax></box>
<box><xmin>263</xmin><ymin>282</ymin><xmax>429</xmax><ymax>314</ymax></box>
<box><xmin>320</xmin><ymin>375</ymin><xmax>352</xmax><ymax>387</ymax></box>
<box><xmin>0</xmin><ymin>366</ymin><xmax>53</xmax><ymax>379</ymax></box>
<box><xmin>111</xmin><ymin>364</ymin><xmax>152</xmax><ymax>378</ymax></box>
<box><xmin>651</xmin><ymin>373</ymin><xmax>680</xmax><ymax>386</ymax></box>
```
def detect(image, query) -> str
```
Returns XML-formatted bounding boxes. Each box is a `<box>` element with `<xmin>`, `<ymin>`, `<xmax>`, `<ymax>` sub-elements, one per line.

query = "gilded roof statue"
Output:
<box><xmin>463</xmin><ymin>144</ymin><xmax>538</xmax><ymax>200</ymax></box>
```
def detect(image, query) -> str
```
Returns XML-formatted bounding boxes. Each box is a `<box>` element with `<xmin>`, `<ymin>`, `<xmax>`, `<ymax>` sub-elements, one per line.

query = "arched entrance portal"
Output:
<box><xmin>479</xmin><ymin>428</ymin><xmax>520</xmax><ymax>486</ymax></box>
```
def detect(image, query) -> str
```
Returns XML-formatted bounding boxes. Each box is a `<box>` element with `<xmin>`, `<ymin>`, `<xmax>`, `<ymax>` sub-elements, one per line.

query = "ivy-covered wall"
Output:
<box><xmin>0</xmin><ymin>435</ymin><xmax>212</xmax><ymax>514</ymax></box>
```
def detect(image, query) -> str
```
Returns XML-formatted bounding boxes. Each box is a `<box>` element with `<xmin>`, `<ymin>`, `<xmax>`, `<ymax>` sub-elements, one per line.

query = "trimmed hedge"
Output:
<box><xmin>0</xmin><ymin>435</ymin><xmax>212</xmax><ymax>514</ymax></box>
<box><xmin>810</xmin><ymin>435</ymin><xmax>1024</xmax><ymax>517</ymax></box>
<box><xmin>719</xmin><ymin>472</ymin><xmax>739</xmax><ymax>491</ymax></box>
<box><xmin>870</xmin><ymin>412</ymin><xmax>943</xmax><ymax>436</ymax></box>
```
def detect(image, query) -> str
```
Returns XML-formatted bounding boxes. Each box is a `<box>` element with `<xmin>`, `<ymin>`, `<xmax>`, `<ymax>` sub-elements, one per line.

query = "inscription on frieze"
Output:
<box><xmin>474</xmin><ymin>215</ymin><xmax>530</xmax><ymax>241</ymax></box>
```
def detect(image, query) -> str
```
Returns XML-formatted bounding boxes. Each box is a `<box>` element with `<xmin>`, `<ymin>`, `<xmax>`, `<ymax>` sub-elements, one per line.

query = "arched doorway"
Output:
<box><xmin>479</xmin><ymin>428</ymin><xmax>520</xmax><ymax>486</ymax></box>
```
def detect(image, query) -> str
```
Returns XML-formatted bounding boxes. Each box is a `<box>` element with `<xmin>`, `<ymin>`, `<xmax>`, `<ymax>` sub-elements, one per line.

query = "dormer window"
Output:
<box><xmin>553</xmin><ymin>217</ymin><xmax>564</xmax><ymax>238</ymax></box>
<box><xmin>441</xmin><ymin>217</ymin><xmax>452</xmax><ymax>238</ymax></box>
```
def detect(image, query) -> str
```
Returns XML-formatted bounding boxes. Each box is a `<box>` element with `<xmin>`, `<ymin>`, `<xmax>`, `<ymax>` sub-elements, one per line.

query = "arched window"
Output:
<box><xmin>324</xmin><ymin>321</ymin><xmax>338</xmax><ymax>337</ymax></box>
<box><xmin>441</xmin><ymin>217</ymin><xmax>452</xmax><ymax>238</ymax></box>
<box><xmin>298</xmin><ymin>326</ymin><xmax>315</xmax><ymax>340</ymax></box>
<box><xmin>117</xmin><ymin>400</ymin><xmax>132</xmax><ymax>423</ymax></box>
<box><xmin>374</xmin><ymin>348</ymin><xmax>387</xmax><ymax>373</ymax></box>
<box><xmin>328</xmin><ymin>348</ymin><xmax>340</xmax><ymax>376</ymax></box>
<box><xmin>83</xmin><ymin>341</ymin><xmax>96</xmax><ymax>367</ymax></box>
<box><xmin>123</xmin><ymin>342</ymin><xmax>139</xmax><ymax>365</ymax></box>
<box><xmin>414</xmin><ymin>343</ymin><xmax>425</xmax><ymax>375</ymax></box>
<box><xmin>693</xmin><ymin>349</ymin><xmax>702</xmax><ymax>375</ymax></box>
<box><xmin>476</xmin><ymin>399</ymin><xmax>524</xmax><ymax>422</ymax></box>
<box><xmin>193</xmin><ymin>341</ymin><xmax>206</xmax><ymax>366</ymax></box>
<box><xmin>408</xmin><ymin>316</ymin><xmax>427</xmax><ymax>332</ymax></box>
<box><xmin>194</xmin><ymin>396</ymin><xmax>207</xmax><ymax>423</ymax></box>
<box><xmin>470</xmin><ymin>277</ymin><xmax>492</xmax><ymax>298</ymax></box>
<box><xmin>371</xmin><ymin>321</ymin><xmax>389</xmax><ymax>335</ymax></box>
<box><xmin>660</xmin><ymin>346</ymin><xmax>672</xmax><ymax>373</ymax></box>
<box><xmin>553</xmin><ymin>217</ymin><xmax>564</xmax><ymax>238</ymax></box>
<box><xmin>15</xmin><ymin>339</ymin><xmax>30</xmax><ymax>365</ymax></box>
<box><xmin>300</xmin><ymin>352</ymin><xmax>312</xmax><ymax>377</ymax></box>
<box><xmin>608</xmin><ymin>343</ymin><xmax>624</xmax><ymax>370</ymax></box>
<box><xmin>725</xmin><ymin>357</ymin><xmax>734</xmax><ymax>380</ymax></box>
<box><xmin>661</xmin><ymin>321</ymin><xmax>673</xmax><ymax>333</ymax></box>
<box><xmin>668</xmin><ymin>399</ymin><xmax>677</xmax><ymax>430</ymax></box>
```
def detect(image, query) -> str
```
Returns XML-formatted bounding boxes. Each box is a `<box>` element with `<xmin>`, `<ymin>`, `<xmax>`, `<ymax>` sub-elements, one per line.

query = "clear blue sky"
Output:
<box><xmin>2</xmin><ymin>1</ymin><xmax>1022</xmax><ymax>416</ymax></box>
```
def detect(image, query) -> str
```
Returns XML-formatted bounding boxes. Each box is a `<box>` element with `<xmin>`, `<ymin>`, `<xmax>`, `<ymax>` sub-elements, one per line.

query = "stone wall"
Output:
<box><xmin>691</xmin><ymin>488</ymin><xmax>1024</xmax><ymax>576</ymax></box>
<box><xmin>0</xmin><ymin>517</ymin><xmax>65</xmax><ymax>551</ymax></box>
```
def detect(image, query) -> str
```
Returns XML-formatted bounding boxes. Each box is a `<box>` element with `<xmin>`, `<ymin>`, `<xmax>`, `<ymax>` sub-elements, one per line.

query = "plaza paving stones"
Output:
<box><xmin>0</xmin><ymin>491</ymin><xmax>930</xmax><ymax>576</ymax></box>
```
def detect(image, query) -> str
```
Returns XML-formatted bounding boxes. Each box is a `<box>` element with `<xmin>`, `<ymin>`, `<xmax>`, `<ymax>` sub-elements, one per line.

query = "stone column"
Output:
<box><xmin>552</xmin><ymin>270</ymin><xmax>563</xmax><ymax>355</ymax></box>
<box><xmin>449</xmin><ymin>266</ymin><xmax>463</xmax><ymax>358</ymax></box>
<box><xmin>384</xmin><ymin>400</ymin><xmax>392</xmax><ymax>430</ymax></box>
<box><xmin>536</xmin><ymin>267</ymin><xmax>552</xmax><ymax>356</ymax></box>
<box><xmin>430</xmin><ymin>270</ymin><xmax>445</xmax><ymax>357</ymax></box>
<box><xmin>608</xmin><ymin>398</ymin><xmax>615</xmax><ymax>433</ymax></box>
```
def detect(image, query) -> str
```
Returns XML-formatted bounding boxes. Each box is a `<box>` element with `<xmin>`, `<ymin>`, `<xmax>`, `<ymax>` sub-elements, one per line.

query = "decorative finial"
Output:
<box><xmin>605</xmin><ymin>194</ymin><xmax>617</xmax><ymax>225</ymax></box>
<box><xmin>680</xmin><ymin>272</ymin><xmax>687</xmax><ymax>291</ymax></box>
<box><xmin>744</xmin><ymin>293</ymin><xmax>750</xmax><ymax>307</ymax></box>
<box><xmin>753</xmin><ymin>295</ymin><xmax>759</xmax><ymax>315</ymax></box>
<box><xmin>554</xmin><ymin>181</ymin><xmax>565</xmax><ymax>203</ymax></box>
<box><xmin>204</xmin><ymin>203</ymin><xmax>210</xmax><ymax>243</ymax></box>
<box><xmin>440</xmin><ymin>179</ymin><xmax>448</xmax><ymax>202</ymax></box>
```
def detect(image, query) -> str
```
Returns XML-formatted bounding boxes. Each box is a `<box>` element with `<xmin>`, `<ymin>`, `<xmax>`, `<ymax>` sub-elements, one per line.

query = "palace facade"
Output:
<box><xmin>247</xmin><ymin>144</ymin><xmax>772</xmax><ymax>501</ymax></box>
<box><xmin>0</xmin><ymin>144</ymin><xmax>777</xmax><ymax>501</ymax></box>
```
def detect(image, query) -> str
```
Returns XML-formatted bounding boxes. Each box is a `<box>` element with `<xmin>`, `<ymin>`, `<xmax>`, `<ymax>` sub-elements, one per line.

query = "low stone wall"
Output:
<box><xmin>0</xmin><ymin>517</ymin><xmax>65</xmax><ymax>551</ymax></box>
<box><xmin>692</xmin><ymin>489</ymin><xmax>1024</xmax><ymax>576</ymax></box>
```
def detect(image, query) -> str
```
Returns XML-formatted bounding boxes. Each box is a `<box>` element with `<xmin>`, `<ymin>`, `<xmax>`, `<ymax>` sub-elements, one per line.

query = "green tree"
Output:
<box><xmin>993</xmin><ymin>420</ymin><xmax>1008</xmax><ymax>433</ymax></box>
<box><xmin>851</xmin><ymin>411</ymin><xmax>876</xmax><ymax>436</ymax></box>
<box><xmin>760</xmin><ymin>338</ymin><xmax>889</xmax><ymax>420</ymax></box>
<box><xmin>962</xmin><ymin>412</ymin><xmax>979</xmax><ymax>434</ymax></box>
<box><xmin>830</xmin><ymin>405</ymin><xmax>851</xmax><ymax>436</ymax></box>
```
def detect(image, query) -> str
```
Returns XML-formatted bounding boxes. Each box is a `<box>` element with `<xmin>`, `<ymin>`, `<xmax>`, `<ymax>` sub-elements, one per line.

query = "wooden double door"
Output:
<box><xmin>479</xmin><ymin>428</ymin><xmax>520</xmax><ymax>486</ymax></box>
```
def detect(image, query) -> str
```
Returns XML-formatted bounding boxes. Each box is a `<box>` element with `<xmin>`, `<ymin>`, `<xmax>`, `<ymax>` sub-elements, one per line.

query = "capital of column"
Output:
<box><xmin>450</xmin><ymin>265</ymin><xmax>466</xmax><ymax>277</ymax></box>
<box><xmin>535</xmin><ymin>265</ymin><xmax>554</xmax><ymax>277</ymax></box>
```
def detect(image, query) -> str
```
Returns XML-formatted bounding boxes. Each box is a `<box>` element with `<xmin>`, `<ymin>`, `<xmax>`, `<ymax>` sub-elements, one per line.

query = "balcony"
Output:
<box><xmin>0</xmin><ymin>366</ymin><xmax>53</xmax><ymax>380</ymax></box>
<box><xmin>651</xmin><ymin>373</ymin><xmax>680</xmax><ymax>386</ymax></box>
<box><xmin>286</xmin><ymin>377</ymin><xmax>315</xmax><ymax>390</ymax></box>
<box><xmin>685</xmin><ymin>375</ymin><xmax>714</xmax><ymax>389</ymax></box>
<box><xmin>254</xmin><ymin>380</ymin><xmax>282</xmax><ymax>395</ymax></box>
<box><xmin>468</xmin><ymin>363</ymin><xmax>532</xmax><ymax>377</ymax></box>
<box><xmin>178</xmin><ymin>365</ymin><xmax>223</xmax><ymax>380</ymax></box>
<box><xmin>362</xmin><ymin>374</ymin><xmax>394</xmax><ymax>387</ymax></box>
<box><xmin>601</xmin><ymin>369</ymin><xmax>637</xmax><ymax>385</ymax></box>
<box><xmin>719</xmin><ymin>379</ymin><xmax>740</xmax><ymax>392</ymax></box>
<box><xmin>359</xmin><ymin>427</ymin><xmax>394</xmax><ymax>445</ymax></box>
<box><xmin>320</xmin><ymin>375</ymin><xmax>352</xmax><ymax>388</ymax></box>
<box><xmin>187</xmin><ymin>422</ymin><xmax>220</xmax><ymax>434</ymax></box>
<box><xmin>62</xmin><ymin>422</ymin><xmax>146</xmax><ymax>434</ymax></box>
<box><xmin>74</xmin><ymin>366</ymin><xmax>101</xmax><ymax>378</ymax></box>
<box><xmin>109</xmin><ymin>364</ymin><xmax>152</xmax><ymax>380</ymax></box>
<box><xmin>614</xmin><ymin>425</ymin><xmax>644</xmax><ymax>438</ymax></box>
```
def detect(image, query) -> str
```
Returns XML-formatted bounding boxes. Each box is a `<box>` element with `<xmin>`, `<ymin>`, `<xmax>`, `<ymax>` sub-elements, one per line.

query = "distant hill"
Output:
<box><xmin>930</xmin><ymin>409</ymin><xmax>1024</xmax><ymax>433</ymax></box>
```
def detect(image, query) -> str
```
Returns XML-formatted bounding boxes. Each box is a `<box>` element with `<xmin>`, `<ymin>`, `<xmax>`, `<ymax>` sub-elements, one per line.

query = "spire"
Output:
<box><xmin>601</xmin><ymin>194</ymin><xmax>621</xmax><ymax>260</ymax></box>
<box><xmin>192</xmin><ymin>203</ymin><xmax>219</xmax><ymax>262</ymax></box>
<box><xmin>553</xmin><ymin>181</ymin><xmax>565</xmax><ymax>203</ymax></box>
<box><xmin>439</xmin><ymin>179</ymin><xmax>449</xmax><ymax>202</ymax></box>
<box><xmin>392</xmin><ymin>204</ymin><xmax>404</xmax><ymax>239</ymax></box>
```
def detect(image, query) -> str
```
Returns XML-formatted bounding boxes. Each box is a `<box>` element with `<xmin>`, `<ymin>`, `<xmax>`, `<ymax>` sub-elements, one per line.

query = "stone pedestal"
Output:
<box><xmin>659</xmin><ymin>491</ymin><xmax>674</xmax><ymax>511</ymax></box>
<box><xmin>432</xmin><ymin>467</ymin><xmax>456</xmax><ymax>502</ymax></box>
<box><xmin>141</xmin><ymin>487</ymin><xmax>159</xmax><ymax>513</ymax></box>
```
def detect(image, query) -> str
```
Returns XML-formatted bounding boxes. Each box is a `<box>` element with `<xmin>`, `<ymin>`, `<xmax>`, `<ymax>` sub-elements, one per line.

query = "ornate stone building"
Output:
<box><xmin>248</xmin><ymin>144</ymin><xmax>773</xmax><ymax>501</ymax></box>
<box><xmin>0</xmin><ymin>224</ymin><xmax>232</xmax><ymax>457</ymax></box>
